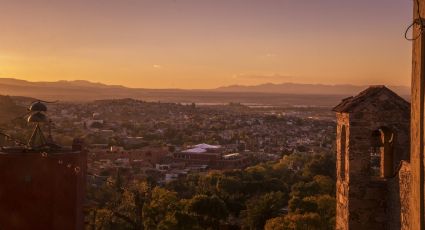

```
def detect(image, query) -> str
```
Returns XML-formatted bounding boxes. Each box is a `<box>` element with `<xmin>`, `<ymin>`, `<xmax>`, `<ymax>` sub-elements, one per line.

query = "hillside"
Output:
<box><xmin>0</xmin><ymin>78</ymin><xmax>410</xmax><ymax>106</ymax></box>
<box><xmin>0</xmin><ymin>95</ymin><xmax>26</xmax><ymax>125</ymax></box>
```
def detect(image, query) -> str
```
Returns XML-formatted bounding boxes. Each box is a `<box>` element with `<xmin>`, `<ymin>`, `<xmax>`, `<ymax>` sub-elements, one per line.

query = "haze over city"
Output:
<box><xmin>0</xmin><ymin>0</ymin><xmax>413</xmax><ymax>89</ymax></box>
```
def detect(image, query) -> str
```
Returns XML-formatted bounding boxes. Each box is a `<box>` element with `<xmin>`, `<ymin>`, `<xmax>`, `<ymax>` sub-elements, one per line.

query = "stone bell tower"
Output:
<box><xmin>333</xmin><ymin>86</ymin><xmax>410</xmax><ymax>230</ymax></box>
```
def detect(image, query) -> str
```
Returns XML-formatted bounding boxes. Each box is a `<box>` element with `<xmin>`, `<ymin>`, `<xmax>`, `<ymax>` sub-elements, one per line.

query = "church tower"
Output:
<box><xmin>333</xmin><ymin>86</ymin><xmax>410</xmax><ymax>230</ymax></box>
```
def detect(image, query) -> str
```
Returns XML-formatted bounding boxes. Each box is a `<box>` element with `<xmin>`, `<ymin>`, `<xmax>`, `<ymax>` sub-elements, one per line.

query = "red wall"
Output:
<box><xmin>0</xmin><ymin>151</ymin><xmax>86</xmax><ymax>230</ymax></box>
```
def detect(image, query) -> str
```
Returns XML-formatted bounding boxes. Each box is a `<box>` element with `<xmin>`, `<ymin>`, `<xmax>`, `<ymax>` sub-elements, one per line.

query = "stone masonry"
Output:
<box><xmin>333</xmin><ymin>86</ymin><xmax>410</xmax><ymax>230</ymax></box>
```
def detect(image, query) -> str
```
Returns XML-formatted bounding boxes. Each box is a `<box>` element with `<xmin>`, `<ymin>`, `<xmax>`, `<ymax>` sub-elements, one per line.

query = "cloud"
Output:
<box><xmin>258</xmin><ymin>53</ymin><xmax>278</xmax><ymax>60</ymax></box>
<box><xmin>232</xmin><ymin>73</ymin><xmax>293</xmax><ymax>81</ymax></box>
<box><xmin>263</xmin><ymin>53</ymin><xmax>277</xmax><ymax>58</ymax></box>
<box><xmin>153</xmin><ymin>64</ymin><xmax>162</xmax><ymax>69</ymax></box>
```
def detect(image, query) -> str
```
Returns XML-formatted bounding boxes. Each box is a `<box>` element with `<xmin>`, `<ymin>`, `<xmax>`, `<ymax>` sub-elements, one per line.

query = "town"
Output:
<box><xmin>0</xmin><ymin>96</ymin><xmax>334</xmax><ymax>183</ymax></box>
<box><xmin>0</xmin><ymin>96</ymin><xmax>337</xmax><ymax>228</ymax></box>
<box><xmin>14</xmin><ymin>99</ymin><xmax>333</xmax><ymax>187</ymax></box>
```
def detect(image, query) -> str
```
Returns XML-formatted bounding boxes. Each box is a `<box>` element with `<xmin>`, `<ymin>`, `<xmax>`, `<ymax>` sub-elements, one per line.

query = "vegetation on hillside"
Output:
<box><xmin>86</xmin><ymin>152</ymin><xmax>336</xmax><ymax>230</ymax></box>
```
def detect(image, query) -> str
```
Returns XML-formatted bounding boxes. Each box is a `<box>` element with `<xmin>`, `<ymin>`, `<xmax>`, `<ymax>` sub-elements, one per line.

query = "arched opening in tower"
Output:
<box><xmin>340</xmin><ymin>125</ymin><xmax>347</xmax><ymax>180</ymax></box>
<box><xmin>370</xmin><ymin>127</ymin><xmax>395</xmax><ymax>178</ymax></box>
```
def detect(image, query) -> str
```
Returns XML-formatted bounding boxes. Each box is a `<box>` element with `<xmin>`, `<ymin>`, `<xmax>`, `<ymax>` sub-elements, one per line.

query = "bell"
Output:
<box><xmin>27</xmin><ymin>112</ymin><xmax>47</xmax><ymax>123</ymax></box>
<box><xmin>28</xmin><ymin>101</ymin><xmax>47</xmax><ymax>112</ymax></box>
<box><xmin>371</xmin><ymin>130</ymin><xmax>383</xmax><ymax>149</ymax></box>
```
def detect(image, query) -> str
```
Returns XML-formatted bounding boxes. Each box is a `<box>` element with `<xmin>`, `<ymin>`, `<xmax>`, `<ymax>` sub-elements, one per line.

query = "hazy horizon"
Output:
<box><xmin>0</xmin><ymin>0</ymin><xmax>413</xmax><ymax>89</ymax></box>
<box><xmin>0</xmin><ymin>77</ymin><xmax>412</xmax><ymax>90</ymax></box>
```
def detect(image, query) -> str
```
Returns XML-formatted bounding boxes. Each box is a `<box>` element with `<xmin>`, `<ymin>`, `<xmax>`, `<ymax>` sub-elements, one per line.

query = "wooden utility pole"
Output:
<box><xmin>411</xmin><ymin>1</ymin><xmax>425</xmax><ymax>229</ymax></box>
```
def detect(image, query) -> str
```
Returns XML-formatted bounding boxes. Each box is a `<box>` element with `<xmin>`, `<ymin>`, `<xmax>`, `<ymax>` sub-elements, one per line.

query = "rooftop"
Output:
<box><xmin>181</xmin><ymin>143</ymin><xmax>221</xmax><ymax>154</ymax></box>
<box><xmin>192</xmin><ymin>143</ymin><xmax>221</xmax><ymax>149</ymax></box>
<box><xmin>332</xmin><ymin>85</ymin><xmax>410</xmax><ymax>113</ymax></box>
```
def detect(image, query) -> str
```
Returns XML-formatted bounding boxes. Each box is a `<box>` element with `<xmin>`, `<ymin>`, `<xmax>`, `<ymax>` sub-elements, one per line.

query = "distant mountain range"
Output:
<box><xmin>215</xmin><ymin>83</ymin><xmax>410</xmax><ymax>96</ymax></box>
<box><xmin>0</xmin><ymin>78</ymin><xmax>125</xmax><ymax>90</ymax></box>
<box><xmin>0</xmin><ymin>78</ymin><xmax>410</xmax><ymax>106</ymax></box>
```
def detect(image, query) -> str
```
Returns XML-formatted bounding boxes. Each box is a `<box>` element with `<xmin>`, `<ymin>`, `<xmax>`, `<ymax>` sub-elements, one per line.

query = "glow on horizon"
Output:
<box><xmin>0</xmin><ymin>0</ymin><xmax>413</xmax><ymax>89</ymax></box>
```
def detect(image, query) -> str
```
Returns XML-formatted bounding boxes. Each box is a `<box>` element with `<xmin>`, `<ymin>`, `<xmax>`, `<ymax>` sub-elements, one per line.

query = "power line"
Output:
<box><xmin>405</xmin><ymin>0</ymin><xmax>425</xmax><ymax>41</ymax></box>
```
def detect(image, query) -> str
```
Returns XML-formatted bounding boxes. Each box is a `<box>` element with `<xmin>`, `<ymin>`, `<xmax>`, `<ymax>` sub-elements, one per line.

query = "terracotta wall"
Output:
<box><xmin>0</xmin><ymin>151</ymin><xmax>86</xmax><ymax>230</ymax></box>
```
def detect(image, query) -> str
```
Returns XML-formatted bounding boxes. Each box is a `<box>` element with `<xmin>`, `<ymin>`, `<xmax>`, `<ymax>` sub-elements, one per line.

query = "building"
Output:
<box><xmin>174</xmin><ymin>144</ymin><xmax>222</xmax><ymax>163</ymax></box>
<box><xmin>0</xmin><ymin>101</ymin><xmax>87</xmax><ymax>230</ymax></box>
<box><xmin>0</xmin><ymin>145</ymin><xmax>87</xmax><ymax>230</ymax></box>
<box><xmin>91</xmin><ymin>146</ymin><xmax>169</xmax><ymax>166</ymax></box>
<box><xmin>173</xmin><ymin>143</ymin><xmax>251</xmax><ymax>169</ymax></box>
<box><xmin>333</xmin><ymin>86</ymin><xmax>410</xmax><ymax>229</ymax></box>
<box><xmin>332</xmin><ymin>2</ymin><xmax>425</xmax><ymax>229</ymax></box>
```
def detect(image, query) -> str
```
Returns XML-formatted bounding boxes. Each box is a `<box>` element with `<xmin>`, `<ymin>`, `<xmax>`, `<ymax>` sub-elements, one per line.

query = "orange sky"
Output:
<box><xmin>0</xmin><ymin>0</ymin><xmax>413</xmax><ymax>89</ymax></box>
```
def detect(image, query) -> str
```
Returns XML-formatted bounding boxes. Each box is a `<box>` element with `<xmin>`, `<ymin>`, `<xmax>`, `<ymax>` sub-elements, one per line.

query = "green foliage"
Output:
<box><xmin>185</xmin><ymin>195</ymin><xmax>228</xmax><ymax>229</ymax></box>
<box><xmin>264</xmin><ymin>216</ymin><xmax>286</xmax><ymax>230</ymax></box>
<box><xmin>264</xmin><ymin>212</ymin><xmax>323</xmax><ymax>230</ymax></box>
<box><xmin>290</xmin><ymin>181</ymin><xmax>320</xmax><ymax>199</ymax></box>
<box><xmin>86</xmin><ymin>152</ymin><xmax>336</xmax><ymax>230</ymax></box>
<box><xmin>241</xmin><ymin>191</ymin><xmax>287</xmax><ymax>230</ymax></box>
<box><xmin>186</xmin><ymin>195</ymin><xmax>228</xmax><ymax>220</ymax></box>
<box><xmin>284</xmin><ymin>212</ymin><xmax>322</xmax><ymax>230</ymax></box>
<box><xmin>142</xmin><ymin>187</ymin><xmax>179</xmax><ymax>229</ymax></box>
<box><xmin>313</xmin><ymin>176</ymin><xmax>335</xmax><ymax>195</ymax></box>
<box><xmin>315</xmin><ymin>195</ymin><xmax>336</xmax><ymax>229</ymax></box>
<box><xmin>302</xmin><ymin>154</ymin><xmax>336</xmax><ymax>179</ymax></box>
<box><xmin>216</xmin><ymin>176</ymin><xmax>242</xmax><ymax>196</ymax></box>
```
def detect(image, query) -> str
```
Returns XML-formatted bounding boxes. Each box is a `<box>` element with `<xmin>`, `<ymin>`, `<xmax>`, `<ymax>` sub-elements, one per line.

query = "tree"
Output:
<box><xmin>186</xmin><ymin>195</ymin><xmax>229</xmax><ymax>229</ymax></box>
<box><xmin>142</xmin><ymin>187</ymin><xmax>179</xmax><ymax>230</ymax></box>
<box><xmin>242</xmin><ymin>191</ymin><xmax>287</xmax><ymax>230</ymax></box>
<box><xmin>282</xmin><ymin>213</ymin><xmax>321</xmax><ymax>230</ymax></box>
<box><xmin>313</xmin><ymin>176</ymin><xmax>335</xmax><ymax>195</ymax></box>
<box><xmin>299</xmin><ymin>197</ymin><xmax>319</xmax><ymax>214</ymax></box>
<box><xmin>302</xmin><ymin>154</ymin><xmax>335</xmax><ymax>179</ymax></box>
<box><xmin>86</xmin><ymin>180</ymin><xmax>151</xmax><ymax>230</ymax></box>
<box><xmin>290</xmin><ymin>181</ymin><xmax>320</xmax><ymax>199</ymax></box>
<box><xmin>264</xmin><ymin>216</ymin><xmax>286</xmax><ymax>230</ymax></box>
<box><xmin>196</xmin><ymin>172</ymin><xmax>222</xmax><ymax>195</ymax></box>
<box><xmin>86</xmin><ymin>150</ymin><xmax>337</xmax><ymax>230</ymax></box>
<box><xmin>288</xmin><ymin>195</ymin><xmax>335</xmax><ymax>230</ymax></box>
<box><xmin>216</xmin><ymin>176</ymin><xmax>242</xmax><ymax>196</ymax></box>
<box><xmin>315</xmin><ymin>195</ymin><xmax>336</xmax><ymax>229</ymax></box>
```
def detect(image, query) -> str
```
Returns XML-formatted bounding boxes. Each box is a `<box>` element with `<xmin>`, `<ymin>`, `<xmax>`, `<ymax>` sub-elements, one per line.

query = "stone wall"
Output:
<box><xmin>399</xmin><ymin>162</ymin><xmax>411</xmax><ymax>230</ymax></box>
<box><xmin>349</xmin><ymin>180</ymin><xmax>387</xmax><ymax>229</ymax></box>
<box><xmin>335</xmin><ymin>98</ymin><xmax>410</xmax><ymax>229</ymax></box>
<box><xmin>386</xmin><ymin>161</ymin><xmax>411</xmax><ymax>230</ymax></box>
<box><xmin>336</xmin><ymin>113</ymin><xmax>349</xmax><ymax>230</ymax></box>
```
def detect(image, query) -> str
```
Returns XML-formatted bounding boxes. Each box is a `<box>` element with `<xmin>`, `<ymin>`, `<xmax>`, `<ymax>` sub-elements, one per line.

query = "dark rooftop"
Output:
<box><xmin>332</xmin><ymin>85</ymin><xmax>410</xmax><ymax>113</ymax></box>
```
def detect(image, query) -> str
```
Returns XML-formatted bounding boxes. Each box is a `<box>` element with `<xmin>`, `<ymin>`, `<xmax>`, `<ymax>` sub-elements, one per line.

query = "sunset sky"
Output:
<box><xmin>0</xmin><ymin>0</ymin><xmax>413</xmax><ymax>89</ymax></box>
